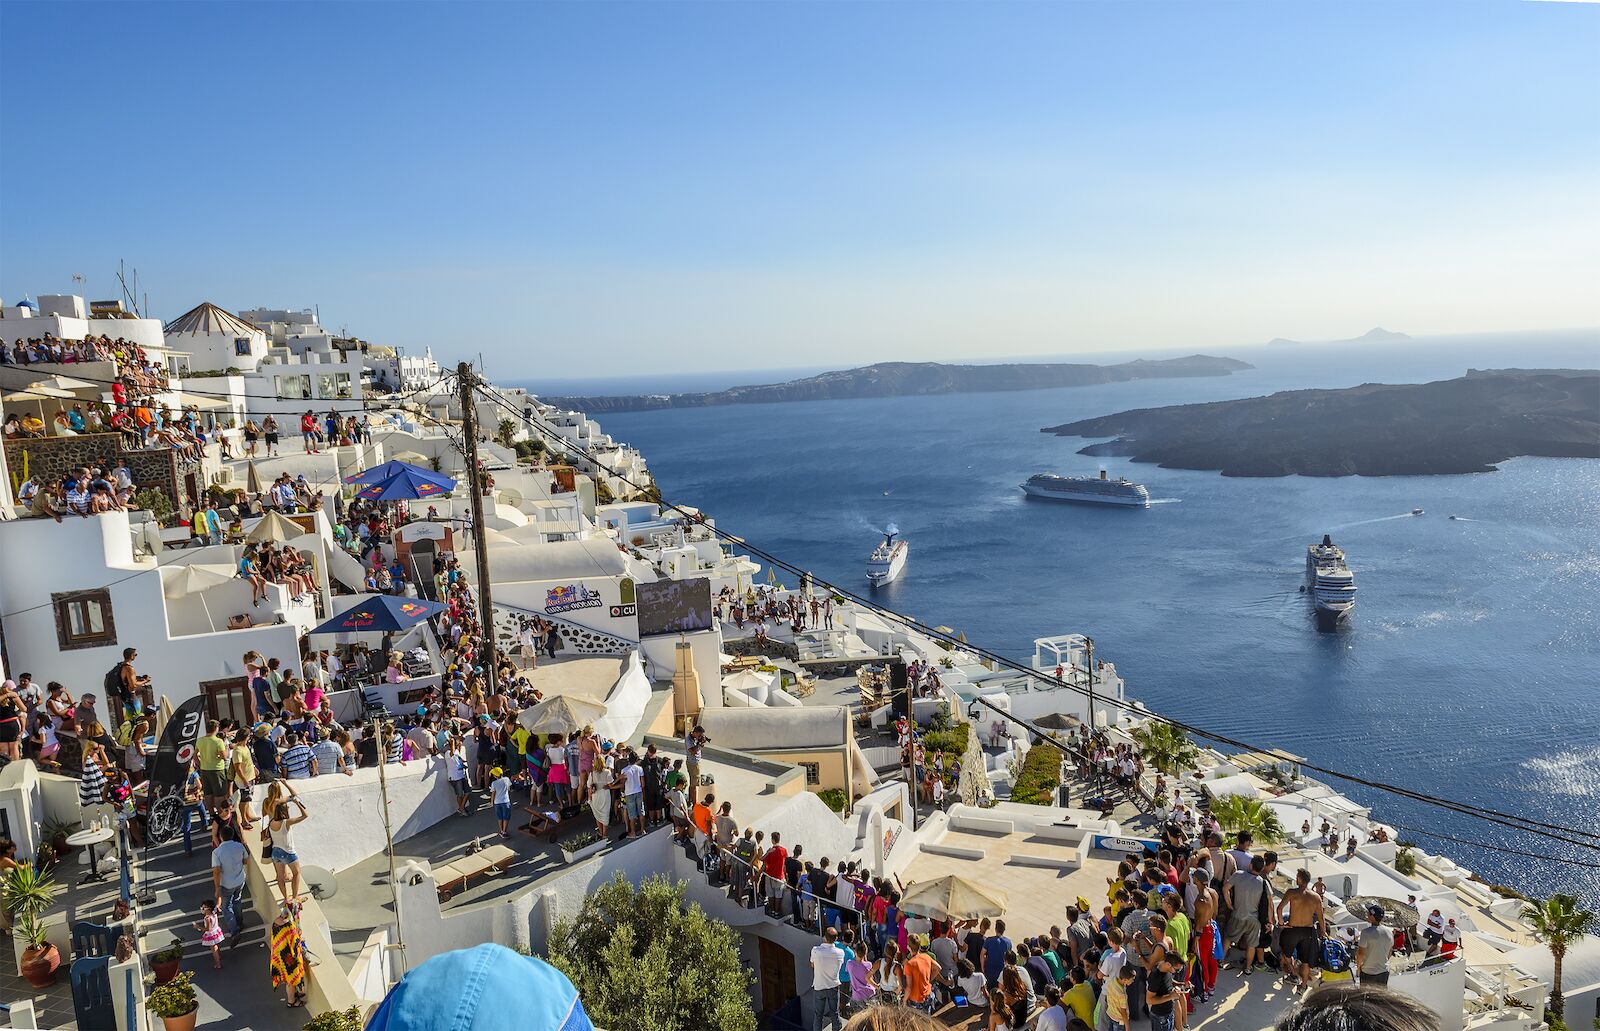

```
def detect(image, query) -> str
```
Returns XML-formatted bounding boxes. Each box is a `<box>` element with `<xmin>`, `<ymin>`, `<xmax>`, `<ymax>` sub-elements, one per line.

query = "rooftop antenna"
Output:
<box><xmin>71</xmin><ymin>272</ymin><xmax>85</xmax><ymax>296</ymax></box>
<box><xmin>117</xmin><ymin>260</ymin><xmax>140</xmax><ymax>317</ymax></box>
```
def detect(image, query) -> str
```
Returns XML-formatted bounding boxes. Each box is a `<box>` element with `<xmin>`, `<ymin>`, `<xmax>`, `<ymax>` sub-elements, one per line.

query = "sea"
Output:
<box><xmin>514</xmin><ymin>329</ymin><xmax>1600</xmax><ymax>904</ymax></box>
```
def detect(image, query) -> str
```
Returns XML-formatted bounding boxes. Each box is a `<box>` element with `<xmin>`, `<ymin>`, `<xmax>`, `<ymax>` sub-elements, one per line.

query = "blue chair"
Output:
<box><xmin>70</xmin><ymin>956</ymin><xmax>113</xmax><ymax>1031</ymax></box>
<box><xmin>70</xmin><ymin>919</ymin><xmax>121</xmax><ymax>959</ymax></box>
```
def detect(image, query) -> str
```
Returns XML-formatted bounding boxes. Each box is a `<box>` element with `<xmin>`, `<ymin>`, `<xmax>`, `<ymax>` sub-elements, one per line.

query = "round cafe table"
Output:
<box><xmin>65</xmin><ymin>826</ymin><xmax>117</xmax><ymax>885</ymax></box>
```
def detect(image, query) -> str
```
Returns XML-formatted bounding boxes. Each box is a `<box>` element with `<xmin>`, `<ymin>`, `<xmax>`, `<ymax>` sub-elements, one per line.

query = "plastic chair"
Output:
<box><xmin>70</xmin><ymin>956</ymin><xmax>114</xmax><ymax>1031</ymax></box>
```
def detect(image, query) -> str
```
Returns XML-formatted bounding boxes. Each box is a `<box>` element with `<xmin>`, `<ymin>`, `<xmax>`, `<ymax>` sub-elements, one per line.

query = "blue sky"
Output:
<box><xmin>2</xmin><ymin>1</ymin><xmax>1595</xmax><ymax>376</ymax></box>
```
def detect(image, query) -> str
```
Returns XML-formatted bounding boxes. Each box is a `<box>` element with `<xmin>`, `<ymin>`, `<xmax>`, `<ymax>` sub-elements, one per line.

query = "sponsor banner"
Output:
<box><xmin>546</xmin><ymin>583</ymin><xmax>603</xmax><ymax>615</ymax></box>
<box><xmin>609</xmin><ymin>603</ymin><xmax>637</xmax><ymax>618</ymax></box>
<box><xmin>1092</xmin><ymin>834</ymin><xmax>1163</xmax><ymax>856</ymax></box>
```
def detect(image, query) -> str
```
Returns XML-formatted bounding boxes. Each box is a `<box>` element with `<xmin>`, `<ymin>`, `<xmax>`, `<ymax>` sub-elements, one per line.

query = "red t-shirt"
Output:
<box><xmin>764</xmin><ymin>845</ymin><xmax>788</xmax><ymax>879</ymax></box>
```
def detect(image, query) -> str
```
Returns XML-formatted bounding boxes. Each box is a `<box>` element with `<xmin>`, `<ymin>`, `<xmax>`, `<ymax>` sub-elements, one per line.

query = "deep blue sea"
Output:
<box><xmin>519</xmin><ymin>330</ymin><xmax>1600</xmax><ymax>903</ymax></box>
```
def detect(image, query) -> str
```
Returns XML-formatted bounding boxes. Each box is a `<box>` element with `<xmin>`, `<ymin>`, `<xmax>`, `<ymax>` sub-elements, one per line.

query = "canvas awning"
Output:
<box><xmin>177</xmin><ymin>392</ymin><xmax>230</xmax><ymax>410</ymax></box>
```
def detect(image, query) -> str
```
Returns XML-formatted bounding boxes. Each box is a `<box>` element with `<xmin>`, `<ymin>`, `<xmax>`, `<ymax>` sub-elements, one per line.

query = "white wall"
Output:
<box><xmin>0</xmin><ymin>513</ymin><xmax>306</xmax><ymax>708</ymax></box>
<box><xmin>638</xmin><ymin>628</ymin><xmax>724</xmax><ymax>709</ymax></box>
<box><xmin>165</xmin><ymin>328</ymin><xmax>268</xmax><ymax>374</ymax></box>
<box><xmin>287</xmin><ymin>758</ymin><xmax>460</xmax><ymax>873</ymax></box>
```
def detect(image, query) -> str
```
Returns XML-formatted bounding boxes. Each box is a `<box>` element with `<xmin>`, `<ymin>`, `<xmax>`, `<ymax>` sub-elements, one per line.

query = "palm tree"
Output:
<box><xmin>1522</xmin><ymin>893</ymin><xmax>1595</xmax><ymax>1019</ymax></box>
<box><xmin>495</xmin><ymin>418</ymin><xmax>517</xmax><ymax>448</ymax></box>
<box><xmin>1207</xmin><ymin>794</ymin><xmax>1284</xmax><ymax>845</ymax></box>
<box><xmin>1131</xmin><ymin>721</ymin><xmax>1200</xmax><ymax>775</ymax></box>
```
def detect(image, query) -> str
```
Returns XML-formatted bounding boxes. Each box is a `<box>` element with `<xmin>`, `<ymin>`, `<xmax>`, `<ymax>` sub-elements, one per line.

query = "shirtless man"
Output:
<box><xmin>1276</xmin><ymin>868</ymin><xmax>1326</xmax><ymax>989</ymax></box>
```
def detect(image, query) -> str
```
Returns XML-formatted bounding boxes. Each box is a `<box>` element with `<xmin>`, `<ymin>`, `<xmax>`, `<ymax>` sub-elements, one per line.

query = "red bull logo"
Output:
<box><xmin>546</xmin><ymin>582</ymin><xmax>602</xmax><ymax>614</ymax></box>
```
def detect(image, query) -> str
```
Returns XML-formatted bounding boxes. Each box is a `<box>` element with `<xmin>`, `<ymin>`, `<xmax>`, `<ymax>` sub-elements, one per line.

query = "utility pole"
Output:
<box><xmin>457</xmin><ymin>362</ymin><xmax>499</xmax><ymax>680</ymax></box>
<box><xmin>1085</xmin><ymin>636</ymin><xmax>1096</xmax><ymax>734</ymax></box>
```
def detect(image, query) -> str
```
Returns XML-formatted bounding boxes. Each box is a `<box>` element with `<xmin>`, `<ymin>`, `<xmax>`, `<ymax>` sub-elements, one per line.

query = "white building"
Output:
<box><xmin>163</xmin><ymin>301</ymin><xmax>270</xmax><ymax>373</ymax></box>
<box><xmin>1</xmin><ymin>294</ymin><xmax>166</xmax><ymax>351</ymax></box>
<box><xmin>0</xmin><ymin>510</ymin><xmax>325</xmax><ymax>715</ymax></box>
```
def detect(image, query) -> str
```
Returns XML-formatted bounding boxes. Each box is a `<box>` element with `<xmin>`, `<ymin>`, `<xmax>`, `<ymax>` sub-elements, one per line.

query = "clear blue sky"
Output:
<box><xmin>2</xmin><ymin>1</ymin><xmax>1595</xmax><ymax>376</ymax></box>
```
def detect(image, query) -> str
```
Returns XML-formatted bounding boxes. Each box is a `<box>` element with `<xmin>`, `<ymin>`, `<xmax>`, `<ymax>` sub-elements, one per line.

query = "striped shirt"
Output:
<box><xmin>79</xmin><ymin>758</ymin><xmax>106</xmax><ymax>806</ymax></box>
<box><xmin>281</xmin><ymin>744</ymin><xmax>315</xmax><ymax>779</ymax></box>
<box><xmin>312</xmin><ymin>740</ymin><xmax>344</xmax><ymax>776</ymax></box>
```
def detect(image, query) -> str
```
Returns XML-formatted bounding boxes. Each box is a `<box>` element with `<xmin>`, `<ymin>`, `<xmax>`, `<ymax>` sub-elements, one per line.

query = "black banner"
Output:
<box><xmin>145</xmin><ymin>695</ymin><xmax>208</xmax><ymax>844</ymax></box>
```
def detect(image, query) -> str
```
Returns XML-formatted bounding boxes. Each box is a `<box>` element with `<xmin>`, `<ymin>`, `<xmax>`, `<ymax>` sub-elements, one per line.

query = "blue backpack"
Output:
<box><xmin>1320</xmin><ymin>937</ymin><xmax>1351</xmax><ymax>973</ymax></box>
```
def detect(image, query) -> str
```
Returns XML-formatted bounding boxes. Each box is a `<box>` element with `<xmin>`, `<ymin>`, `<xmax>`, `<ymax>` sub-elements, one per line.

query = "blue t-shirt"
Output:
<box><xmin>983</xmin><ymin>935</ymin><xmax>1013</xmax><ymax>983</ymax></box>
<box><xmin>839</xmin><ymin>945</ymin><xmax>855</xmax><ymax>983</ymax></box>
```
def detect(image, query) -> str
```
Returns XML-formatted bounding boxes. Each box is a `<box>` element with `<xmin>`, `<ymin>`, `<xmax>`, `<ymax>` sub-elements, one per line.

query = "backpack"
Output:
<box><xmin>104</xmin><ymin>662</ymin><xmax>126</xmax><ymax>696</ymax></box>
<box><xmin>1320</xmin><ymin>937</ymin><xmax>1350</xmax><ymax>973</ymax></box>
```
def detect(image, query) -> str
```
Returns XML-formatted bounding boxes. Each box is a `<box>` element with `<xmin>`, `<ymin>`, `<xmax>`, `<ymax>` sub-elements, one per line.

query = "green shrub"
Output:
<box><xmin>303</xmin><ymin>1005</ymin><xmax>364</xmax><ymax>1031</ymax></box>
<box><xmin>1394</xmin><ymin>845</ymin><xmax>1417</xmax><ymax>876</ymax></box>
<box><xmin>921</xmin><ymin>723</ymin><xmax>970</xmax><ymax>758</ymax></box>
<box><xmin>1009</xmin><ymin>744</ymin><xmax>1063</xmax><ymax>806</ymax></box>
<box><xmin>817</xmin><ymin>788</ymin><xmax>848</xmax><ymax>813</ymax></box>
<box><xmin>130</xmin><ymin>487</ymin><xmax>174</xmax><ymax>520</ymax></box>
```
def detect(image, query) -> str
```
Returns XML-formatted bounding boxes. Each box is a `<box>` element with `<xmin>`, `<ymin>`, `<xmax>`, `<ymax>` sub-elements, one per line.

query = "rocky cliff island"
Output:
<box><xmin>1043</xmin><ymin>369</ymin><xmax>1600</xmax><ymax>476</ymax></box>
<box><xmin>542</xmin><ymin>354</ymin><xmax>1253</xmax><ymax>413</ymax></box>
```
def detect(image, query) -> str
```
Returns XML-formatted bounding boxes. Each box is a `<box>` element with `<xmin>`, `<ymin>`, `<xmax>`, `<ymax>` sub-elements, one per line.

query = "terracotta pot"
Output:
<box><xmin>152</xmin><ymin>957</ymin><xmax>182</xmax><ymax>985</ymax></box>
<box><xmin>161</xmin><ymin>1007</ymin><xmax>199</xmax><ymax>1031</ymax></box>
<box><xmin>21</xmin><ymin>943</ymin><xmax>59</xmax><ymax>988</ymax></box>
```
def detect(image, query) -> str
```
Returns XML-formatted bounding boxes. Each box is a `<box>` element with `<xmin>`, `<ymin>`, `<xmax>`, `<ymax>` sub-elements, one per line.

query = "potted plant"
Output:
<box><xmin>558</xmin><ymin>830</ymin><xmax>606</xmax><ymax>864</ymax></box>
<box><xmin>4</xmin><ymin>864</ymin><xmax>61</xmax><ymax>986</ymax></box>
<box><xmin>303</xmin><ymin>1005</ymin><xmax>364</xmax><ymax>1031</ymax></box>
<box><xmin>40</xmin><ymin>819</ymin><xmax>75</xmax><ymax>860</ymax></box>
<box><xmin>146</xmin><ymin>970</ymin><xmax>199</xmax><ymax>1031</ymax></box>
<box><xmin>16</xmin><ymin>914</ymin><xmax>61</xmax><ymax>987</ymax></box>
<box><xmin>148</xmin><ymin>935</ymin><xmax>185</xmax><ymax>984</ymax></box>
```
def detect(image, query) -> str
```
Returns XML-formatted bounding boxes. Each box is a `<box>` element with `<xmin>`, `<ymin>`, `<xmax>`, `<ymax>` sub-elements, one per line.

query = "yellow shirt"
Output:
<box><xmin>196</xmin><ymin>733</ymin><xmax>227</xmax><ymax>771</ymax></box>
<box><xmin>1064</xmin><ymin>982</ymin><xmax>1097</xmax><ymax>1026</ymax></box>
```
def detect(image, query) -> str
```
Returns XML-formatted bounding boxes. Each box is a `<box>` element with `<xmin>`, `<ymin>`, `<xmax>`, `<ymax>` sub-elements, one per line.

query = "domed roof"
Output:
<box><xmin>16</xmin><ymin>298</ymin><xmax>36</xmax><ymax>310</ymax></box>
<box><xmin>165</xmin><ymin>301</ymin><xmax>260</xmax><ymax>336</ymax></box>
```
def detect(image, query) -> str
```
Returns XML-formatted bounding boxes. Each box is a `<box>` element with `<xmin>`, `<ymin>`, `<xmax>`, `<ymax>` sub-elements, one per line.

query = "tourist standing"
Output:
<box><xmin>810</xmin><ymin>927</ymin><xmax>846</xmax><ymax>1031</ymax></box>
<box><xmin>211</xmin><ymin>822</ymin><xmax>248</xmax><ymax>943</ymax></box>
<box><xmin>1355</xmin><ymin>905</ymin><xmax>1394</xmax><ymax>988</ymax></box>
<box><xmin>619</xmin><ymin>752</ymin><xmax>645</xmax><ymax>839</ymax></box>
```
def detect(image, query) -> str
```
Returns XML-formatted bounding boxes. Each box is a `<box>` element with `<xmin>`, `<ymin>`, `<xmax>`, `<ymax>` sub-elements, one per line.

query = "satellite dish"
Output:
<box><xmin>143</xmin><ymin>520</ymin><xmax>164</xmax><ymax>555</ymax></box>
<box><xmin>497</xmin><ymin>488</ymin><xmax>524</xmax><ymax>509</ymax></box>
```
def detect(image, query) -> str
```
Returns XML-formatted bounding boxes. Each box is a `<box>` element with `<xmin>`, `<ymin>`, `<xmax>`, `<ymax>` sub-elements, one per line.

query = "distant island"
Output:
<box><xmin>540</xmin><ymin>354</ymin><xmax>1254</xmax><ymax>413</ymax></box>
<box><xmin>1267</xmin><ymin>327</ymin><xmax>1412</xmax><ymax>347</ymax></box>
<box><xmin>1042</xmin><ymin>368</ymin><xmax>1600</xmax><ymax>476</ymax></box>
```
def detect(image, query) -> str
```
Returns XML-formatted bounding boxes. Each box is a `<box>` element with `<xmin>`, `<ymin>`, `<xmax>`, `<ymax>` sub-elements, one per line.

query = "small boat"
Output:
<box><xmin>1449</xmin><ymin>515</ymin><xmax>1459</xmax><ymax>521</ymax></box>
<box><xmin>1412</xmin><ymin>508</ymin><xmax>1425</xmax><ymax>516</ymax></box>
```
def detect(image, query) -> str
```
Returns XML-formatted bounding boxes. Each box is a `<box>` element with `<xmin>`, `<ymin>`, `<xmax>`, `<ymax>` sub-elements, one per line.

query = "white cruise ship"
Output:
<box><xmin>1021</xmin><ymin>470</ymin><xmax>1150</xmax><ymax>507</ymax></box>
<box><xmin>1306</xmin><ymin>534</ymin><xmax>1357</xmax><ymax>625</ymax></box>
<box><xmin>866</xmin><ymin>531</ymin><xmax>908</xmax><ymax>587</ymax></box>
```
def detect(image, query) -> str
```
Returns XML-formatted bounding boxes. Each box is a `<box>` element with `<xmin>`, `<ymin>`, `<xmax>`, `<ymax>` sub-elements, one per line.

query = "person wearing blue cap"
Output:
<box><xmin>366</xmin><ymin>943</ymin><xmax>594</xmax><ymax>1031</ymax></box>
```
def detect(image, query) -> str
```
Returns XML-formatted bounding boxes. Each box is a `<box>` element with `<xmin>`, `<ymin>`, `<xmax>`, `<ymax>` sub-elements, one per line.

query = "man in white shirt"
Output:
<box><xmin>809</xmin><ymin>927</ymin><xmax>845</xmax><ymax>1031</ymax></box>
<box><xmin>490</xmin><ymin>767</ymin><xmax>513</xmax><ymax>839</ymax></box>
<box><xmin>1034</xmin><ymin>985</ymin><xmax>1069</xmax><ymax>1031</ymax></box>
<box><xmin>620</xmin><ymin>754</ymin><xmax>645</xmax><ymax>839</ymax></box>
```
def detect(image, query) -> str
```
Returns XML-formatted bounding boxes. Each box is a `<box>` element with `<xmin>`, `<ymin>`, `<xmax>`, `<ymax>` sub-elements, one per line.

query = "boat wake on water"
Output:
<box><xmin>1324</xmin><ymin>511</ymin><xmax>1421</xmax><ymax>532</ymax></box>
<box><xmin>1146</xmin><ymin>497</ymin><xmax>1183</xmax><ymax>505</ymax></box>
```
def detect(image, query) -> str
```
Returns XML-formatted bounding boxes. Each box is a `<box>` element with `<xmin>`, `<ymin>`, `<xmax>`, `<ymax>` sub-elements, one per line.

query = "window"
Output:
<box><xmin>276</xmin><ymin>374</ymin><xmax>311</xmax><ymax>400</ymax></box>
<box><xmin>52</xmin><ymin>589</ymin><xmax>117</xmax><ymax>650</ymax></box>
<box><xmin>801</xmin><ymin>762</ymin><xmax>821</xmax><ymax>786</ymax></box>
<box><xmin>334</xmin><ymin>372</ymin><xmax>352</xmax><ymax>399</ymax></box>
<box><xmin>234</xmin><ymin>337</ymin><xmax>252</xmax><ymax>357</ymax></box>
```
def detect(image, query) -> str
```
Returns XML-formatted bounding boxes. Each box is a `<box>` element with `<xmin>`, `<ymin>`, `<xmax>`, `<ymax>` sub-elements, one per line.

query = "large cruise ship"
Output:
<box><xmin>1021</xmin><ymin>470</ymin><xmax>1150</xmax><ymax>507</ymax></box>
<box><xmin>866</xmin><ymin>531</ymin><xmax>908</xmax><ymax>587</ymax></box>
<box><xmin>1306</xmin><ymin>534</ymin><xmax>1357</xmax><ymax>625</ymax></box>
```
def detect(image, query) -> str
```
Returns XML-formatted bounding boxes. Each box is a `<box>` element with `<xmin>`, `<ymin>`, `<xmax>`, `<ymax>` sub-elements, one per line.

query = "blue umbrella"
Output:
<box><xmin>354</xmin><ymin>466</ymin><xmax>458</xmax><ymax>501</ymax></box>
<box><xmin>309</xmin><ymin>594</ymin><xmax>447</xmax><ymax>635</ymax></box>
<box><xmin>343</xmin><ymin>459</ymin><xmax>445</xmax><ymax>486</ymax></box>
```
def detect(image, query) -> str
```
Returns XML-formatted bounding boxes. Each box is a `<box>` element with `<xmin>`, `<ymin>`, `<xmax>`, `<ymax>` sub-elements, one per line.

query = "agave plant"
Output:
<box><xmin>1130</xmin><ymin>721</ymin><xmax>1200</xmax><ymax>775</ymax></box>
<box><xmin>1208</xmin><ymin>794</ymin><xmax>1284</xmax><ymax>845</ymax></box>
<box><xmin>1522</xmin><ymin>893</ymin><xmax>1595</xmax><ymax>1019</ymax></box>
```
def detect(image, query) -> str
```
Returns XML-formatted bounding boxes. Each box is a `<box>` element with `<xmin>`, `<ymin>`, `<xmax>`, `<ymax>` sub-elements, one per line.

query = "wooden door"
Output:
<box><xmin>757</xmin><ymin>936</ymin><xmax>796</xmax><ymax>1016</ymax></box>
<box><xmin>200</xmin><ymin>677</ymin><xmax>253</xmax><ymax>726</ymax></box>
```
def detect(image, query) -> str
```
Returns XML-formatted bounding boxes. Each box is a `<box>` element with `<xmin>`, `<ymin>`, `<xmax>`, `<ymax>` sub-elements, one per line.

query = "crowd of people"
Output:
<box><xmin>720</xmin><ymin>585</ymin><xmax>836</xmax><ymax>635</ymax></box>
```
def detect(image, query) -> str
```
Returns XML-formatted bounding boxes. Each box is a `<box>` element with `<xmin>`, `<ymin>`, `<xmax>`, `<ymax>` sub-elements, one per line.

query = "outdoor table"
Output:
<box><xmin>66</xmin><ymin>826</ymin><xmax>117</xmax><ymax>884</ymax></box>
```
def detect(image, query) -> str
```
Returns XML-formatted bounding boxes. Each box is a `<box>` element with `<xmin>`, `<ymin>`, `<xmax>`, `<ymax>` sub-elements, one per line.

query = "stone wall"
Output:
<box><xmin>5</xmin><ymin>432</ymin><xmax>179</xmax><ymax>501</ymax></box>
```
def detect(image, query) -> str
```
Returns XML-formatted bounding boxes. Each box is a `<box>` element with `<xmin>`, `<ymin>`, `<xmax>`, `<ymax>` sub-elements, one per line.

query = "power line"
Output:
<box><xmin>471</xmin><ymin>382</ymin><xmax>1600</xmax><ymax>856</ymax></box>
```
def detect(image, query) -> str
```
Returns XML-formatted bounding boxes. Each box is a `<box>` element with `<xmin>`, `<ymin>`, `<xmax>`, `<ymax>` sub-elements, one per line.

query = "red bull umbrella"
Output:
<box><xmin>309</xmin><ymin>594</ymin><xmax>448</xmax><ymax>634</ymax></box>
<box><xmin>353</xmin><ymin>466</ymin><xmax>458</xmax><ymax>501</ymax></box>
